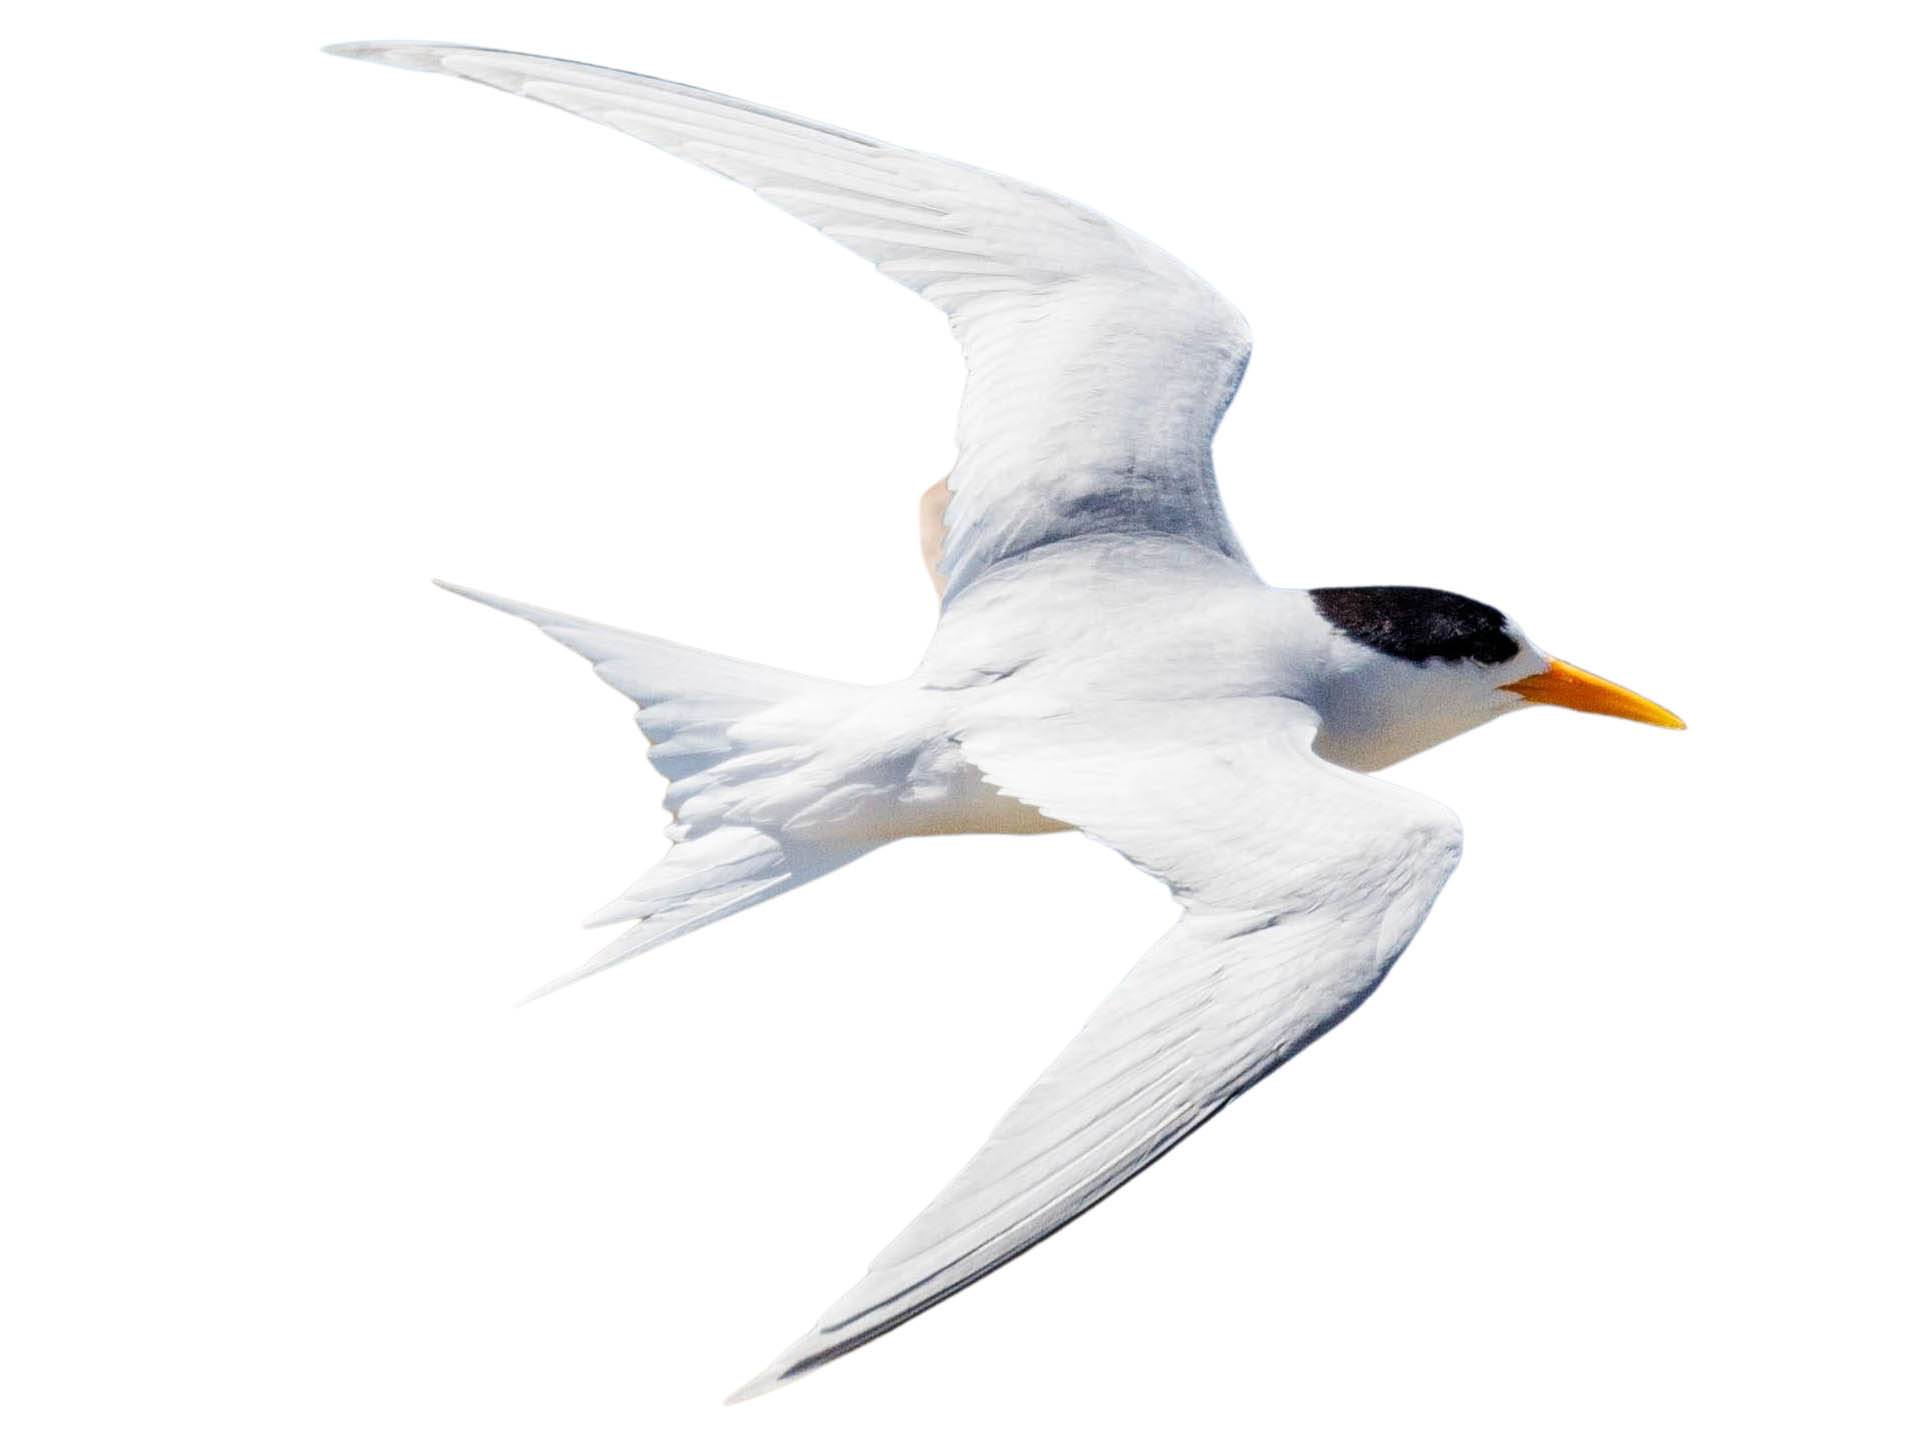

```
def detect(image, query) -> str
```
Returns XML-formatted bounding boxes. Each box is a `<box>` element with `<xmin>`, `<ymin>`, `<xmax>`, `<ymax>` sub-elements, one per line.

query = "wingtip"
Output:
<box><xmin>515</xmin><ymin>961</ymin><xmax>605</xmax><ymax>1008</ymax></box>
<box><xmin>514</xmin><ymin>925</ymin><xmax>648</xmax><ymax>1006</ymax></box>
<box><xmin>431</xmin><ymin>578</ymin><xmax>549</xmax><ymax>623</ymax></box>
<box><xmin>722</xmin><ymin>1363</ymin><xmax>801</xmax><ymax>1406</ymax></box>
<box><xmin>321</xmin><ymin>40</ymin><xmax>450</xmax><ymax>71</ymax></box>
<box><xmin>432</xmin><ymin>577</ymin><xmax>512</xmax><ymax>612</ymax></box>
<box><xmin>514</xmin><ymin>976</ymin><xmax>568</xmax><ymax>1009</ymax></box>
<box><xmin>721</xmin><ymin>1327</ymin><xmax>837</xmax><ymax>1405</ymax></box>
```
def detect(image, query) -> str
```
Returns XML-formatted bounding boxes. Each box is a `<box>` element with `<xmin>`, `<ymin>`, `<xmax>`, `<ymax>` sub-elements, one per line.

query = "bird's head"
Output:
<box><xmin>1303</xmin><ymin>585</ymin><xmax>1683</xmax><ymax>772</ymax></box>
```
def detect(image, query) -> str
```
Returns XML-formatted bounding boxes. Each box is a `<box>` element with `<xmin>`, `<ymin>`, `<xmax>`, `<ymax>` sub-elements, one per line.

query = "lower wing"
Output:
<box><xmin>732</xmin><ymin>698</ymin><xmax>1463</xmax><ymax>1399</ymax></box>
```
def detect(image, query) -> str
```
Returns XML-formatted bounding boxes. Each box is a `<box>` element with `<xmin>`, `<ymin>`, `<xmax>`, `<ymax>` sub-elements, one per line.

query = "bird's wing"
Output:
<box><xmin>730</xmin><ymin>698</ymin><xmax>1462</xmax><ymax>1400</ymax></box>
<box><xmin>328</xmin><ymin>43</ymin><xmax>1256</xmax><ymax>599</ymax></box>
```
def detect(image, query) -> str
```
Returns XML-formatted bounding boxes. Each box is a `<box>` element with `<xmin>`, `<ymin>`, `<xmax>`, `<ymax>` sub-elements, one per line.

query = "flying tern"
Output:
<box><xmin>329</xmin><ymin>42</ymin><xmax>1685</xmax><ymax>1401</ymax></box>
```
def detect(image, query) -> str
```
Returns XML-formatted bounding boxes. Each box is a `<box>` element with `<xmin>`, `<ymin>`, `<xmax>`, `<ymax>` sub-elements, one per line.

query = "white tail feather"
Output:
<box><xmin>440</xmin><ymin>582</ymin><xmax>875</xmax><ymax>996</ymax></box>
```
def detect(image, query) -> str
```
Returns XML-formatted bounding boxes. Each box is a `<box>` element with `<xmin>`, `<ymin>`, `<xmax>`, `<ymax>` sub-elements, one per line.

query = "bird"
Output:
<box><xmin>327</xmin><ymin>42</ymin><xmax>1685</xmax><ymax>1402</ymax></box>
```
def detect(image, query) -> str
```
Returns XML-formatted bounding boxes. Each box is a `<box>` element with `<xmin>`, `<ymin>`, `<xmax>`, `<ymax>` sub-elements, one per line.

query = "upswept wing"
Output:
<box><xmin>731</xmin><ymin>699</ymin><xmax>1463</xmax><ymax>1399</ymax></box>
<box><xmin>328</xmin><ymin>43</ymin><xmax>1255</xmax><ymax>598</ymax></box>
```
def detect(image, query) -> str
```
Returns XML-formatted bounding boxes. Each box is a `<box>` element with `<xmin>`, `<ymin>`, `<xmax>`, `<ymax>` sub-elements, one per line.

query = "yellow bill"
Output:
<box><xmin>1501</xmin><ymin>658</ymin><xmax>1685</xmax><ymax>729</ymax></box>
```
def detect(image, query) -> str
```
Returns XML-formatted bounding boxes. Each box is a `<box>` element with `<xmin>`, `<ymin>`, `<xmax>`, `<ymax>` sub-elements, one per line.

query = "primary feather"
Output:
<box><xmin>327</xmin><ymin>42</ymin><xmax>1253</xmax><ymax>598</ymax></box>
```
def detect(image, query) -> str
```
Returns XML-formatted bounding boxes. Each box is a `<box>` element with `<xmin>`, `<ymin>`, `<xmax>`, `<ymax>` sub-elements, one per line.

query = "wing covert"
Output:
<box><xmin>328</xmin><ymin>43</ymin><xmax>1255</xmax><ymax>598</ymax></box>
<box><xmin>730</xmin><ymin>700</ymin><xmax>1462</xmax><ymax>1399</ymax></box>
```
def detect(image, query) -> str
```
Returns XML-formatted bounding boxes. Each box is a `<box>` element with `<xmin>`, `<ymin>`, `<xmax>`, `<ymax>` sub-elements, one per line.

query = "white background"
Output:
<box><xmin>6</xmin><ymin>3</ymin><xmax>1922</xmax><ymax>1441</ymax></box>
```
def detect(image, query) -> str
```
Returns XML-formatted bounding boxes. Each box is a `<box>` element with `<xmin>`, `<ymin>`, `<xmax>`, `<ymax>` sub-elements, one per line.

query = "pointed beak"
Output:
<box><xmin>1500</xmin><ymin>658</ymin><xmax>1685</xmax><ymax>729</ymax></box>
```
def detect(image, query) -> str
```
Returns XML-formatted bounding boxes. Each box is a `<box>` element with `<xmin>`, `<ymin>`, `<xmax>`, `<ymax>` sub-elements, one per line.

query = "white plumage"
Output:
<box><xmin>326</xmin><ymin>41</ymin><xmax>1252</xmax><ymax>595</ymax></box>
<box><xmin>330</xmin><ymin>43</ymin><xmax>1683</xmax><ymax>1401</ymax></box>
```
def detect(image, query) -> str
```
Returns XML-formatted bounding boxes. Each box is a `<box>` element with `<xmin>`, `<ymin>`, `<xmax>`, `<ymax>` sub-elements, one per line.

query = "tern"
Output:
<box><xmin>329</xmin><ymin>42</ymin><xmax>1685</xmax><ymax>1401</ymax></box>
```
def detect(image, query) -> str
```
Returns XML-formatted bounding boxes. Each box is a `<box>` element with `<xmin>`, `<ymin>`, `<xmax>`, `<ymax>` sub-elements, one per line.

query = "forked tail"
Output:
<box><xmin>438</xmin><ymin>582</ymin><xmax>873</xmax><ymax>998</ymax></box>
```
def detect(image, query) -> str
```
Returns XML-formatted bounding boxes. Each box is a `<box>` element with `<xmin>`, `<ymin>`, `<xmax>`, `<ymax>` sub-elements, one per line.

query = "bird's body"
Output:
<box><xmin>331</xmin><ymin>41</ymin><xmax>1683</xmax><ymax>1401</ymax></box>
